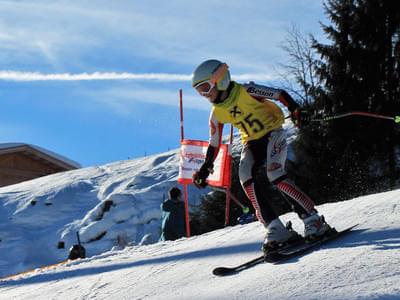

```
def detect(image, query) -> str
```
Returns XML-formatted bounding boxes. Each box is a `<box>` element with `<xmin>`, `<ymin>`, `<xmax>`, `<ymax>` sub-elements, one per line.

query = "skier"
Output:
<box><xmin>159</xmin><ymin>186</ymin><xmax>187</xmax><ymax>241</ymax></box>
<box><xmin>191</xmin><ymin>59</ymin><xmax>331</xmax><ymax>256</ymax></box>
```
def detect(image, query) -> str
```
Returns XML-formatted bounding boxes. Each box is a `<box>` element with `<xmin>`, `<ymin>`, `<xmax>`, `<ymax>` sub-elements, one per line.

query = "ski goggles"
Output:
<box><xmin>194</xmin><ymin>80</ymin><xmax>215</xmax><ymax>96</ymax></box>
<box><xmin>194</xmin><ymin>63</ymin><xmax>228</xmax><ymax>96</ymax></box>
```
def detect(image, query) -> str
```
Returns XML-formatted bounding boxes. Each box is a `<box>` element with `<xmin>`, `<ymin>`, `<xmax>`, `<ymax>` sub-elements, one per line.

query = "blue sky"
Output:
<box><xmin>0</xmin><ymin>0</ymin><xmax>328</xmax><ymax>167</ymax></box>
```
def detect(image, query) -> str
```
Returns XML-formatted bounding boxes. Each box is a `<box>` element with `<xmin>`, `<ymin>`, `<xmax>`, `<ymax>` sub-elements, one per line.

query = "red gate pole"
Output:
<box><xmin>224</xmin><ymin>125</ymin><xmax>234</xmax><ymax>226</ymax></box>
<box><xmin>180</xmin><ymin>89</ymin><xmax>191</xmax><ymax>237</ymax></box>
<box><xmin>180</xmin><ymin>89</ymin><xmax>185</xmax><ymax>142</ymax></box>
<box><xmin>183</xmin><ymin>184</ymin><xmax>190</xmax><ymax>237</ymax></box>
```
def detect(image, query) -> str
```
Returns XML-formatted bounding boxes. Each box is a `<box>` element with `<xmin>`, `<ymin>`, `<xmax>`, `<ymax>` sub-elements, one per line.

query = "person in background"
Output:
<box><xmin>159</xmin><ymin>186</ymin><xmax>187</xmax><ymax>241</ymax></box>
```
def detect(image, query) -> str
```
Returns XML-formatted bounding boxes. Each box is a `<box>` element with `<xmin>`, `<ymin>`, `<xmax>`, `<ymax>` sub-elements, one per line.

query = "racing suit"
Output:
<box><xmin>200</xmin><ymin>81</ymin><xmax>316</xmax><ymax>225</ymax></box>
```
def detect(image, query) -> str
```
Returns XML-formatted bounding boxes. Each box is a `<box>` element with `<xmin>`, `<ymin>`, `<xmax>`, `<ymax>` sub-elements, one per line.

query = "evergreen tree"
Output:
<box><xmin>189</xmin><ymin>190</ymin><xmax>227</xmax><ymax>234</ymax></box>
<box><xmin>289</xmin><ymin>0</ymin><xmax>400</xmax><ymax>201</ymax></box>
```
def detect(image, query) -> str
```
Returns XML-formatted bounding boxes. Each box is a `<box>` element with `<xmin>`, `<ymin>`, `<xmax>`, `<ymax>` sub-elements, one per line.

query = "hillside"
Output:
<box><xmin>0</xmin><ymin>149</ymin><xmax>186</xmax><ymax>278</ymax></box>
<box><xmin>1</xmin><ymin>120</ymin><xmax>399</xmax><ymax>299</ymax></box>
<box><xmin>1</xmin><ymin>189</ymin><xmax>399</xmax><ymax>299</ymax></box>
<box><xmin>0</xmin><ymin>128</ymin><xmax>248</xmax><ymax>279</ymax></box>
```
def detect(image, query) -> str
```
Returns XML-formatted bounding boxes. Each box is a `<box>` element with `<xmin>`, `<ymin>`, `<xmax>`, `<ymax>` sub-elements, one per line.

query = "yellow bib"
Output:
<box><xmin>212</xmin><ymin>82</ymin><xmax>284</xmax><ymax>143</ymax></box>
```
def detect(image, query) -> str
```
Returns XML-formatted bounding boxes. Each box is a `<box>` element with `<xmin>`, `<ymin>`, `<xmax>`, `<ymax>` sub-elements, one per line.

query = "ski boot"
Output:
<box><xmin>303</xmin><ymin>213</ymin><xmax>335</xmax><ymax>242</ymax></box>
<box><xmin>262</xmin><ymin>218</ymin><xmax>302</xmax><ymax>262</ymax></box>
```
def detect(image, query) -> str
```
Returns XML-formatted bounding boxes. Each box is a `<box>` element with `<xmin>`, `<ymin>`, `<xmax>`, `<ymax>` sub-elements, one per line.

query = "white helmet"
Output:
<box><xmin>192</xmin><ymin>59</ymin><xmax>231</xmax><ymax>91</ymax></box>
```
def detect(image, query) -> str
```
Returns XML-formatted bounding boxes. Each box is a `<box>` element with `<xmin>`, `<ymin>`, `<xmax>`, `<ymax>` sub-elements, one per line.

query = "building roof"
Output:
<box><xmin>0</xmin><ymin>143</ymin><xmax>81</xmax><ymax>170</ymax></box>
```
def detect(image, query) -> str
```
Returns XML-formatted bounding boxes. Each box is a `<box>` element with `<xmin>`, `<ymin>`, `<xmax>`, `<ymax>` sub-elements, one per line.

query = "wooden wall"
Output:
<box><xmin>0</xmin><ymin>152</ymin><xmax>66</xmax><ymax>187</ymax></box>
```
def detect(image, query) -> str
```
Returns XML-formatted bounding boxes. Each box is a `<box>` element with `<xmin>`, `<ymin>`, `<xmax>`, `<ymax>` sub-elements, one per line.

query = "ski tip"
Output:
<box><xmin>212</xmin><ymin>267</ymin><xmax>233</xmax><ymax>276</ymax></box>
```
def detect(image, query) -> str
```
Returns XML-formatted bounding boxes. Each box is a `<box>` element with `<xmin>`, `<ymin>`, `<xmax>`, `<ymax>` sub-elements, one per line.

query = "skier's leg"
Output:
<box><xmin>276</xmin><ymin>179</ymin><xmax>315</xmax><ymax>216</ymax></box>
<box><xmin>239</xmin><ymin>143</ymin><xmax>278</xmax><ymax>225</ymax></box>
<box><xmin>265</xmin><ymin>127</ymin><xmax>315</xmax><ymax>216</ymax></box>
<box><xmin>239</xmin><ymin>138</ymin><xmax>295</xmax><ymax>247</ymax></box>
<box><xmin>265</xmin><ymin>127</ymin><xmax>330</xmax><ymax>239</ymax></box>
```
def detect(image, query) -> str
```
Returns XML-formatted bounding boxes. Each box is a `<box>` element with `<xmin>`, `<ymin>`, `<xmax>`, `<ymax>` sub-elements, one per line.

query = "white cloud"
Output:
<box><xmin>0</xmin><ymin>71</ymin><xmax>279</xmax><ymax>82</ymax></box>
<box><xmin>0</xmin><ymin>69</ymin><xmax>282</xmax><ymax>116</ymax></box>
<box><xmin>233</xmin><ymin>73</ymin><xmax>281</xmax><ymax>82</ymax></box>
<box><xmin>79</xmin><ymin>71</ymin><xmax>282</xmax><ymax>116</ymax></box>
<box><xmin>0</xmin><ymin>1</ymin><xmax>327</xmax><ymax>72</ymax></box>
<box><xmin>84</xmin><ymin>85</ymin><xmax>209</xmax><ymax>114</ymax></box>
<box><xmin>0</xmin><ymin>71</ymin><xmax>191</xmax><ymax>81</ymax></box>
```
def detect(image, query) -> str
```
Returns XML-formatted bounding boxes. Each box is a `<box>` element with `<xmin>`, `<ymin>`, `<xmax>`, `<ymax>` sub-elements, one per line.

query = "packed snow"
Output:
<box><xmin>1</xmin><ymin>121</ymin><xmax>399</xmax><ymax>299</ymax></box>
<box><xmin>1</xmin><ymin>189</ymin><xmax>400</xmax><ymax>299</ymax></box>
<box><xmin>0</xmin><ymin>128</ymin><xmax>246</xmax><ymax>280</ymax></box>
<box><xmin>0</xmin><ymin>149</ymin><xmax>188</xmax><ymax>278</ymax></box>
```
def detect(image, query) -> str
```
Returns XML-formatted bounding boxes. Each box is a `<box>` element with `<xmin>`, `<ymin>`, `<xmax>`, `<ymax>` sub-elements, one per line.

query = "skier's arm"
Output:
<box><xmin>243</xmin><ymin>82</ymin><xmax>300</xmax><ymax>112</ymax></box>
<box><xmin>193</xmin><ymin>111</ymin><xmax>224</xmax><ymax>188</ymax></box>
<box><xmin>243</xmin><ymin>82</ymin><xmax>311</xmax><ymax>127</ymax></box>
<box><xmin>205</xmin><ymin>112</ymin><xmax>224</xmax><ymax>165</ymax></box>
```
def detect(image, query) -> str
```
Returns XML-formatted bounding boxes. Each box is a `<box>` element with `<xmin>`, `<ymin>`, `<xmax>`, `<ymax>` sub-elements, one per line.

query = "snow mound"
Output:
<box><xmin>0</xmin><ymin>149</ymin><xmax>204</xmax><ymax>277</ymax></box>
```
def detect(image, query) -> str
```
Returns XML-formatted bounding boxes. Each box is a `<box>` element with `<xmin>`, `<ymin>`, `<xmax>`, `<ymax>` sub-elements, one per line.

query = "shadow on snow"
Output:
<box><xmin>0</xmin><ymin>241</ymin><xmax>261</xmax><ymax>286</ymax></box>
<box><xmin>1</xmin><ymin>227</ymin><xmax>399</xmax><ymax>286</ymax></box>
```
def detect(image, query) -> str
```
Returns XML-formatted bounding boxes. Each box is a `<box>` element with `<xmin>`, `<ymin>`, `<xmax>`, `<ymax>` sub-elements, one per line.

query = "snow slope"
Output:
<box><xmin>0</xmin><ymin>119</ymin><xmax>399</xmax><ymax>299</ymax></box>
<box><xmin>0</xmin><ymin>149</ymin><xmax>188</xmax><ymax>278</ymax></box>
<box><xmin>0</xmin><ymin>126</ymin><xmax>246</xmax><ymax>280</ymax></box>
<box><xmin>1</xmin><ymin>189</ymin><xmax>400</xmax><ymax>299</ymax></box>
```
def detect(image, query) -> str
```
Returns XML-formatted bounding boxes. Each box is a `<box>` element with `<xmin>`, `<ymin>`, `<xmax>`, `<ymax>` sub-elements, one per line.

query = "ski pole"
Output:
<box><xmin>76</xmin><ymin>231</ymin><xmax>81</xmax><ymax>246</ymax></box>
<box><xmin>311</xmin><ymin>111</ymin><xmax>400</xmax><ymax>123</ymax></box>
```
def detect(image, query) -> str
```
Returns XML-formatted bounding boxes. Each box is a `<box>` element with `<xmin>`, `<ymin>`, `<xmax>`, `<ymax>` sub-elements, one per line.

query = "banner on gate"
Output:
<box><xmin>178</xmin><ymin>139</ymin><xmax>231</xmax><ymax>187</ymax></box>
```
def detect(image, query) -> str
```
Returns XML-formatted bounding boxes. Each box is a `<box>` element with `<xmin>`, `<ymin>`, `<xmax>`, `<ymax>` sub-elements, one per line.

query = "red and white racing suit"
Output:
<box><xmin>203</xmin><ymin>81</ymin><xmax>316</xmax><ymax>225</ymax></box>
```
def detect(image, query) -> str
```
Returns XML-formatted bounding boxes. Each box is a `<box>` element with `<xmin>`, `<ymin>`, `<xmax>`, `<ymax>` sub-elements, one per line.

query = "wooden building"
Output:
<box><xmin>0</xmin><ymin>143</ymin><xmax>81</xmax><ymax>187</ymax></box>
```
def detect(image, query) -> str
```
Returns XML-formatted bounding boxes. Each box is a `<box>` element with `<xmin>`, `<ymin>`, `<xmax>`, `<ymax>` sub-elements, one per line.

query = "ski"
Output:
<box><xmin>266</xmin><ymin>224</ymin><xmax>358</xmax><ymax>263</ymax></box>
<box><xmin>212</xmin><ymin>255</ymin><xmax>265</xmax><ymax>276</ymax></box>
<box><xmin>212</xmin><ymin>236</ymin><xmax>305</xmax><ymax>276</ymax></box>
<box><xmin>212</xmin><ymin>224</ymin><xmax>358</xmax><ymax>276</ymax></box>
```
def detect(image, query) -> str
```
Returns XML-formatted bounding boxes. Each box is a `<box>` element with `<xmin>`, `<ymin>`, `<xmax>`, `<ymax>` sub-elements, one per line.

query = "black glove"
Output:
<box><xmin>291</xmin><ymin>108</ymin><xmax>311</xmax><ymax>128</ymax></box>
<box><xmin>192</xmin><ymin>163</ymin><xmax>213</xmax><ymax>189</ymax></box>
